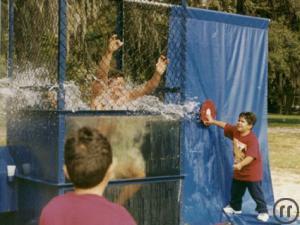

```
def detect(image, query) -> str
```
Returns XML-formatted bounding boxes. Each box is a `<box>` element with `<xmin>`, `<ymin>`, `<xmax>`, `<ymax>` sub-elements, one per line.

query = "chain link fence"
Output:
<box><xmin>0</xmin><ymin>0</ymin><xmax>8</xmax><ymax>78</ymax></box>
<box><xmin>9</xmin><ymin>1</ymin><xmax>59</xmax><ymax>110</ymax></box>
<box><xmin>122</xmin><ymin>0</ymin><xmax>185</xmax><ymax>101</ymax></box>
<box><xmin>14</xmin><ymin>1</ymin><xmax>58</xmax><ymax>81</ymax></box>
<box><xmin>9</xmin><ymin>0</ymin><xmax>187</xmax><ymax>111</ymax></box>
<box><xmin>66</xmin><ymin>0</ymin><xmax>186</xmax><ymax>110</ymax></box>
<box><xmin>0</xmin><ymin>0</ymin><xmax>9</xmax><ymax>144</ymax></box>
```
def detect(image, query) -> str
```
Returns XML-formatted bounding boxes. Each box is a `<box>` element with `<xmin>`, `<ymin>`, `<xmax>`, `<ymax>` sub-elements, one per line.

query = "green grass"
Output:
<box><xmin>268</xmin><ymin>123</ymin><xmax>300</xmax><ymax>127</ymax></box>
<box><xmin>268</xmin><ymin>114</ymin><xmax>300</xmax><ymax>127</ymax></box>
<box><xmin>268</xmin><ymin>131</ymin><xmax>300</xmax><ymax>173</ymax></box>
<box><xmin>269</xmin><ymin>114</ymin><xmax>300</xmax><ymax>119</ymax></box>
<box><xmin>268</xmin><ymin>114</ymin><xmax>300</xmax><ymax>173</ymax></box>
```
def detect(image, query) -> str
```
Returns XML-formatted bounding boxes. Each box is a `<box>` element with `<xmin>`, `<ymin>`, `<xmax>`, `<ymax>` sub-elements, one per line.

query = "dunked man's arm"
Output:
<box><xmin>91</xmin><ymin>35</ymin><xmax>123</xmax><ymax>108</ymax></box>
<box><xmin>128</xmin><ymin>55</ymin><xmax>169</xmax><ymax>100</ymax></box>
<box><xmin>96</xmin><ymin>34</ymin><xmax>123</xmax><ymax>83</ymax></box>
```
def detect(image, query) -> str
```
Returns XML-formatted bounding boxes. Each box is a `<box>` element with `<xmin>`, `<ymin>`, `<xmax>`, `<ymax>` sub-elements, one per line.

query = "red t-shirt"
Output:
<box><xmin>224</xmin><ymin>124</ymin><xmax>263</xmax><ymax>182</ymax></box>
<box><xmin>39</xmin><ymin>192</ymin><xmax>136</xmax><ymax>225</ymax></box>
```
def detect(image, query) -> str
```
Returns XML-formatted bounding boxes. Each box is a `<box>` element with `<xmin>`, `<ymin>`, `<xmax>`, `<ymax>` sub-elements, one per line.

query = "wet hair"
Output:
<box><xmin>239</xmin><ymin>112</ymin><xmax>257</xmax><ymax>126</ymax></box>
<box><xmin>64</xmin><ymin>127</ymin><xmax>112</xmax><ymax>189</ymax></box>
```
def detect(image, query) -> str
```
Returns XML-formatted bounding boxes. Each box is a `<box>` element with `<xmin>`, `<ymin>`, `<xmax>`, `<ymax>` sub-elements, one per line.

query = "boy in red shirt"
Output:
<box><xmin>204</xmin><ymin>112</ymin><xmax>269</xmax><ymax>222</ymax></box>
<box><xmin>39</xmin><ymin>127</ymin><xmax>136</xmax><ymax>225</ymax></box>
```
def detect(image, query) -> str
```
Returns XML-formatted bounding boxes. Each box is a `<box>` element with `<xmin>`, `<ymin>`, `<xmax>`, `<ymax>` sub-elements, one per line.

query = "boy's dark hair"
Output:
<box><xmin>64</xmin><ymin>127</ymin><xmax>112</xmax><ymax>189</ymax></box>
<box><xmin>239</xmin><ymin>112</ymin><xmax>257</xmax><ymax>126</ymax></box>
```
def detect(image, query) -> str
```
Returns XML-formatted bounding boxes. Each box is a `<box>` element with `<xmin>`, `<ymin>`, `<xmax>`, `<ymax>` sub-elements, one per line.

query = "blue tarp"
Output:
<box><xmin>167</xmin><ymin>7</ymin><xmax>283</xmax><ymax>225</ymax></box>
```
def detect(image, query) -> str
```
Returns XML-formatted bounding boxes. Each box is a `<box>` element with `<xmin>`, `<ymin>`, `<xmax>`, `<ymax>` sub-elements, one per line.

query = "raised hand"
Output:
<box><xmin>203</xmin><ymin>113</ymin><xmax>214</xmax><ymax>126</ymax></box>
<box><xmin>108</xmin><ymin>34</ymin><xmax>123</xmax><ymax>53</ymax></box>
<box><xmin>155</xmin><ymin>55</ymin><xmax>169</xmax><ymax>75</ymax></box>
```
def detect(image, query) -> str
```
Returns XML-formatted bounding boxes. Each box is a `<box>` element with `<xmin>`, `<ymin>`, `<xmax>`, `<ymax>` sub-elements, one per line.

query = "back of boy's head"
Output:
<box><xmin>64</xmin><ymin>127</ymin><xmax>112</xmax><ymax>189</ymax></box>
<box><xmin>239</xmin><ymin>112</ymin><xmax>257</xmax><ymax>127</ymax></box>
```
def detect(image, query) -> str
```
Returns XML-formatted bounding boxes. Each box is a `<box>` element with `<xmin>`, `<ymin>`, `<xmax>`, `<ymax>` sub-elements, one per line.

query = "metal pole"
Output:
<box><xmin>8</xmin><ymin>0</ymin><xmax>14</xmax><ymax>79</ymax></box>
<box><xmin>181</xmin><ymin>0</ymin><xmax>187</xmax><ymax>104</ymax></box>
<box><xmin>57</xmin><ymin>0</ymin><xmax>67</xmax><ymax>110</ymax></box>
<box><xmin>57</xmin><ymin>0</ymin><xmax>67</xmax><ymax>183</ymax></box>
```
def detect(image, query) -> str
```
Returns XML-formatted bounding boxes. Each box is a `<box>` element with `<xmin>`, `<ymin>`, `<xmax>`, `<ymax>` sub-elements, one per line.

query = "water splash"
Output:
<box><xmin>0</xmin><ymin>67</ymin><xmax>52</xmax><ymax>111</ymax></box>
<box><xmin>0</xmin><ymin>67</ymin><xmax>88</xmax><ymax>115</ymax></box>
<box><xmin>124</xmin><ymin>96</ymin><xmax>200</xmax><ymax>120</ymax></box>
<box><xmin>0</xmin><ymin>66</ymin><xmax>200</xmax><ymax>120</ymax></box>
<box><xmin>93</xmin><ymin>79</ymin><xmax>200</xmax><ymax>119</ymax></box>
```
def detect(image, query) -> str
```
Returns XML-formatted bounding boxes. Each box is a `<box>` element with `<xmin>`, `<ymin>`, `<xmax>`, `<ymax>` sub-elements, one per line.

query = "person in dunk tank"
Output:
<box><xmin>90</xmin><ymin>34</ymin><xmax>168</xmax><ymax>110</ymax></box>
<box><xmin>76</xmin><ymin>34</ymin><xmax>168</xmax><ymax>204</ymax></box>
<box><xmin>200</xmin><ymin>100</ymin><xmax>269</xmax><ymax>222</ymax></box>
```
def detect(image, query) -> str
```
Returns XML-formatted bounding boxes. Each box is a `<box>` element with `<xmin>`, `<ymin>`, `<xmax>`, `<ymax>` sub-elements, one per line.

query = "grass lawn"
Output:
<box><xmin>268</xmin><ymin>129</ymin><xmax>300</xmax><ymax>173</ymax></box>
<box><xmin>268</xmin><ymin>113</ymin><xmax>300</xmax><ymax>127</ymax></box>
<box><xmin>268</xmin><ymin>114</ymin><xmax>300</xmax><ymax>173</ymax></box>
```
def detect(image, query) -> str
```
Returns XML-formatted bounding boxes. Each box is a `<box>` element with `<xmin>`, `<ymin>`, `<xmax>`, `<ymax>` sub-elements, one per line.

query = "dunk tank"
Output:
<box><xmin>0</xmin><ymin>0</ymin><xmax>278</xmax><ymax>225</ymax></box>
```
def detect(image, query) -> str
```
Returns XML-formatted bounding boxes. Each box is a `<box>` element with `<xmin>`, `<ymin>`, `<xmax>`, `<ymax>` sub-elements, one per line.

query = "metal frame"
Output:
<box><xmin>4</xmin><ymin>1</ymin><xmax>188</xmax><ymax>223</ymax></box>
<box><xmin>57</xmin><ymin>0</ymin><xmax>67</xmax><ymax>111</ymax></box>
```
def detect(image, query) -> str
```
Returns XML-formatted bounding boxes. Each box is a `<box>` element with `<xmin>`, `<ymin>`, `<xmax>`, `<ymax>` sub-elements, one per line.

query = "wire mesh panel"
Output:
<box><xmin>0</xmin><ymin>0</ymin><xmax>9</xmax><ymax>144</ymax></box>
<box><xmin>9</xmin><ymin>1</ymin><xmax>59</xmax><ymax>110</ymax></box>
<box><xmin>123</xmin><ymin>0</ymin><xmax>186</xmax><ymax>102</ymax></box>
<box><xmin>7</xmin><ymin>0</ymin><xmax>186</xmax><ymax>111</ymax></box>
<box><xmin>66</xmin><ymin>0</ymin><xmax>186</xmax><ymax>110</ymax></box>
<box><xmin>66</xmin><ymin>0</ymin><xmax>119</xmax><ymax>104</ymax></box>
<box><xmin>123</xmin><ymin>0</ymin><xmax>173</xmax><ymax>83</ymax></box>
<box><xmin>13</xmin><ymin>1</ymin><xmax>58</xmax><ymax>81</ymax></box>
<box><xmin>105</xmin><ymin>180</ymin><xmax>181</xmax><ymax>225</ymax></box>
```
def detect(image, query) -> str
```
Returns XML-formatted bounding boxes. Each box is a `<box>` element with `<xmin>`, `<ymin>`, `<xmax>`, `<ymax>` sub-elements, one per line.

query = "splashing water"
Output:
<box><xmin>0</xmin><ymin>66</ymin><xmax>200</xmax><ymax>120</ymax></box>
<box><xmin>123</xmin><ymin>96</ymin><xmax>200</xmax><ymax>120</ymax></box>
<box><xmin>0</xmin><ymin>78</ymin><xmax>16</xmax><ymax>118</ymax></box>
<box><xmin>92</xmin><ymin>79</ymin><xmax>201</xmax><ymax>119</ymax></box>
<box><xmin>0</xmin><ymin>67</ymin><xmax>89</xmax><ymax>117</ymax></box>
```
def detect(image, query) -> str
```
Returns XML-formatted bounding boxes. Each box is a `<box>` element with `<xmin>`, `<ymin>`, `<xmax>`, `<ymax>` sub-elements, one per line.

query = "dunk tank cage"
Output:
<box><xmin>2</xmin><ymin>0</ymin><xmax>274</xmax><ymax>225</ymax></box>
<box><xmin>5</xmin><ymin>1</ymin><xmax>187</xmax><ymax>225</ymax></box>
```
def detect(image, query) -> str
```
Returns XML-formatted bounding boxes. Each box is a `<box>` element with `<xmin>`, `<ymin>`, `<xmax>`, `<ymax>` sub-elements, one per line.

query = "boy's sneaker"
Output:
<box><xmin>257</xmin><ymin>213</ymin><xmax>269</xmax><ymax>222</ymax></box>
<box><xmin>223</xmin><ymin>205</ymin><xmax>242</xmax><ymax>214</ymax></box>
